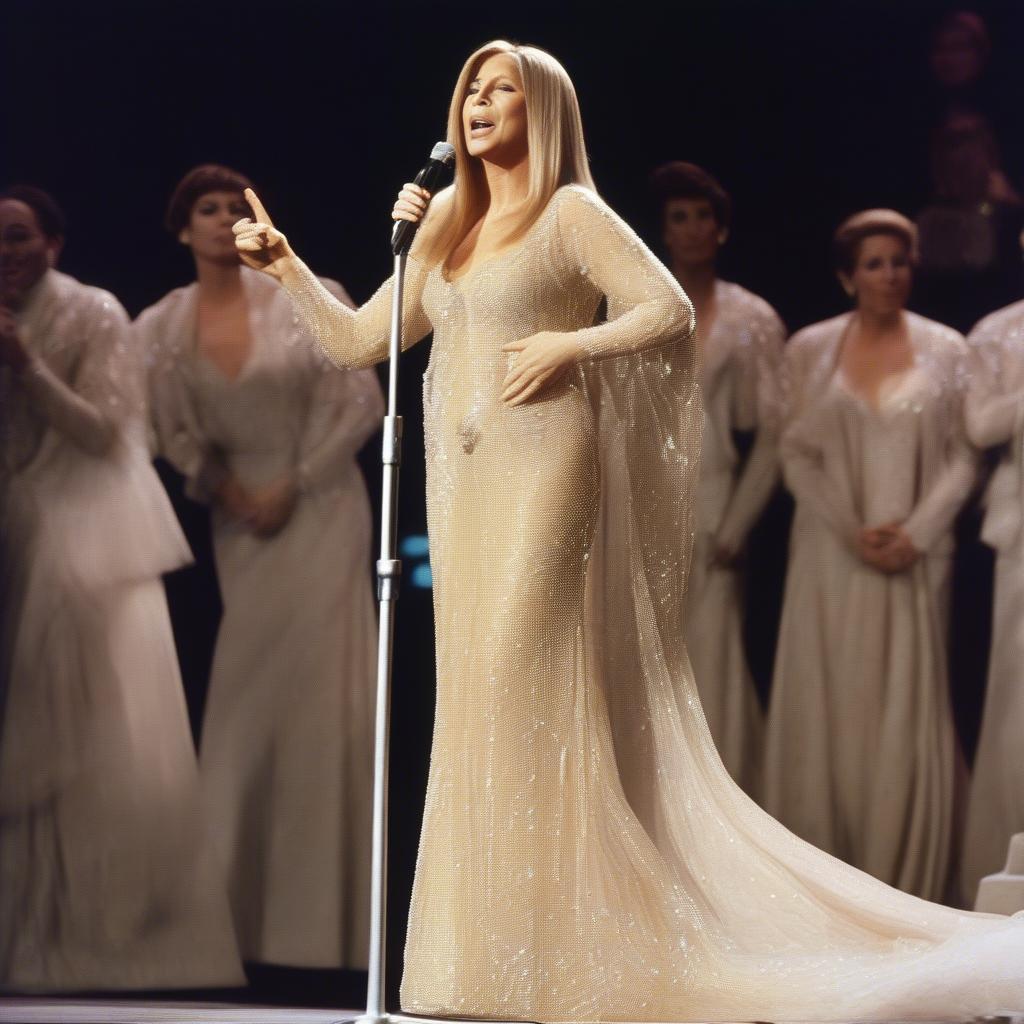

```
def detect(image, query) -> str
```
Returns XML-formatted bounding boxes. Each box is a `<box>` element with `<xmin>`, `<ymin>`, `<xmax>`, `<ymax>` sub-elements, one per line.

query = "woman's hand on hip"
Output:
<box><xmin>501</xmin><ymin>332</ymin><xmax>582</xmax><ymax>406</ymax></box>
<box><xmin>233</xmin><ymin>189</ymin><xmax>298</xmax><ymax>279</ymax></box>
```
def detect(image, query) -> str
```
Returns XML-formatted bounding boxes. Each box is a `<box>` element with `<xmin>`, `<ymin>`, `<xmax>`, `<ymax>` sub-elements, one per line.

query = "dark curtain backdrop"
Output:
<box><xmin>5</xmin><ymin>0</ymin><xmax>1024</xmax><ymax>1007</ymax></box>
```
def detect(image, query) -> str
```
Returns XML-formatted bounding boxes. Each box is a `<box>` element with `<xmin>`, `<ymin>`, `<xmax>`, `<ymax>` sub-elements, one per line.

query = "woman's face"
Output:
<box><xmin>662</xmin><ymin>197</ymin><xmax>723</xmax><ymax>271</ymax></box>
<box><xmin>0</xmin><ymin>199</ymin><xmax>59</xmax><ymax>308</ymax></box>
<box><xmin>182</xmin><ymin>190</ymin><xmax>249</xmax><ymax>264</ymax></box>
<box><xmin>462</xmin><ymin>53</ymin><xmax>528</xmax><ymax>166</ymax></box>
<box><xmin>844</xmin><ymin>233</ymin><xmax>913</xmax><ymax>316</ymax></box>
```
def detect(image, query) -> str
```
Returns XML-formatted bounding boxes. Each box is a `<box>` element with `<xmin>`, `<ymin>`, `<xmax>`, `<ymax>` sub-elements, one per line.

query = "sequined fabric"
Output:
<box><xmin>285</xmin><ymin>186</ymin><xmax>1024</xmax><ymax>1020</ymax></box>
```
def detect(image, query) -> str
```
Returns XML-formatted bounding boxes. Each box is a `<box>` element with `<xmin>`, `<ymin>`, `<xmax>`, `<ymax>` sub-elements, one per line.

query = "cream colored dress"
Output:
<box><xmin>961</xmin><ymin>299</ymin><xmax>1024</xmax><ymax>904</ymax></box>
<box><xmin>139</xmin><ymin>268</ymin><xmax>382</xmax><ymax>968</ymax></box>
<box><xmin>688</xmin><ymin>281</ymin><xmax>785</xmax><ymax>794</ymax></box>
<box><xmin>285</xmin><ymin>186</ymin><xmax>1024</xmax><ymax>1021</ymax></box>
<box><xmin>0</xmin><ymin>270</ymin><xmax>243</xmax><ymax>990</ymax></box>
<box><xmin>765</xmin><ymin>312</ymin><xmax>974</xmax><ymax>903</ymax></box>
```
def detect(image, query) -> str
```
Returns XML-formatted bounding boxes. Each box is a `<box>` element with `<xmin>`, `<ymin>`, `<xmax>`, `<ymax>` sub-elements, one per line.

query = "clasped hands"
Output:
<box><xmin>217</xmin><ymin>474</ymin><xmax>297</xmax><ymax>539</ymax></box>
<box><xmin>857</xmin><ymin>522</ymin><xmax>919</xmax><ymax>574</ymax></box>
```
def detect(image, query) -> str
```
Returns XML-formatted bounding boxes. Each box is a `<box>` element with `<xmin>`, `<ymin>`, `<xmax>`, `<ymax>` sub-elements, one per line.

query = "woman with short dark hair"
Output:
<box><xmin>765</xmin><ymin>209</ymin><xmax>974</xmax><ymax>902</ymax></box>
<box><xmin>139</xmin><ymin>163</ymin><xmax>383</xmax><ymax>969</ymax></box>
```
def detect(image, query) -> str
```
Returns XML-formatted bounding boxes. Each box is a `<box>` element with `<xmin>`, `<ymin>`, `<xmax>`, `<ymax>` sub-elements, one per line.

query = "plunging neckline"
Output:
<box><xmin>832</xmin><ymin>313</ymin><xmax>917</xmax><ymax>413</ymax></box>
<box><xmin>440</xmin><ymin>197</ymin><xmax>556</xmax><ymax>287</ymax></box>
<box><xmin>191</xmin><ymin>300</ymin><xmax>257</xmax><ymax>385</ymax></box>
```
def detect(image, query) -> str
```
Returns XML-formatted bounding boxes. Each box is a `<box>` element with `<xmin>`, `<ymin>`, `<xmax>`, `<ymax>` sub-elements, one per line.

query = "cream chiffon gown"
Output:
<box><xmin>764</xmin><ymin>312</ymin><xmax>974</xmax><ymax>904</ymax></box>
<box><xmin>0</xmin><ymin>270</ymin><xmax>243</xmax><ymax>990</ymax></box>
<box><xmin>688</xmin><ymin>281</ymin><xmax>785</xmax><ymax>795</ymax></box>
<box><xmin>283</xmin><ymin>185</ymin><xmax>1024</xmax><ymax>1020</ymax></box>
<box><xmin>961</xmin><ymin>299</ymin><xmax>1024</xmax><ymax>904</ymax></box>
<box><xmin>139</xmin><ymin>268</ymin><xmax>382</xmax><ymax>967</ymax></box>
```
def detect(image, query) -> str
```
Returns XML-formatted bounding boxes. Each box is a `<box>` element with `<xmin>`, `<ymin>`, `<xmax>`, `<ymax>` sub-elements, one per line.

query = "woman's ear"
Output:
<box><xmin>838</xmin><ymin>272</ymin><xmax>855</xmax><ymax>298</ymax></box>
<box><xmin>46</xmin><ymin>237</ymin><xmax>63</xmax><ymax>268</ymax></box>
<box><xmin>717</xmin><ymin>227</ymin><xmax>729</xmax><ymax>245</ymax></box>
<box><xmin>178</xmin><ymin>228</ymin><xmax>191</xmax><ymax>246</ymax></box>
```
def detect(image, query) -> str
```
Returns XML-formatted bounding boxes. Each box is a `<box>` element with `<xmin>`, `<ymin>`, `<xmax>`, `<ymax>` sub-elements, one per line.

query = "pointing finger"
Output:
<box><xmin>245</xmin><ymin>188</ymin><xmax>275</xmax><ymax>228</ymax></box>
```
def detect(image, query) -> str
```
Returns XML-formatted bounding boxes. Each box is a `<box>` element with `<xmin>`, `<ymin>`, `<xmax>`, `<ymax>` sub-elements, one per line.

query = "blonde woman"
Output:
<box><xmin>234</xmin><ymin>40</ymin><xmax>1024</xmax><ymax>1022</ymax></box>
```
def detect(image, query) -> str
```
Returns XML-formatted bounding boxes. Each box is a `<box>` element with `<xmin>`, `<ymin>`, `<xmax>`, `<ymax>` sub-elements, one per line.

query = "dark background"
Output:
<box><xmin>5</xmin><ymin>0</ymin><xmax>1024</xmax><ymax>1009</ymax></box>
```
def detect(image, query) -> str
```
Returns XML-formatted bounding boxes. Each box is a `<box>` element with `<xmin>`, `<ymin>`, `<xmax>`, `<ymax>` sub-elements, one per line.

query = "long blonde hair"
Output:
<box><xmin>420</xmin><ymin>40</ymin><xmax>596</xmax><ymax>267</ymax></box>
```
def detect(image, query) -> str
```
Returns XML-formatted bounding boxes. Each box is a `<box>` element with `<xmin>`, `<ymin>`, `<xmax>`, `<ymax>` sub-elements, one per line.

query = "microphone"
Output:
<box><xmin>391</xmin><ymin>141</ymin><xmax>456</xmax><ymax>256</ymax></box>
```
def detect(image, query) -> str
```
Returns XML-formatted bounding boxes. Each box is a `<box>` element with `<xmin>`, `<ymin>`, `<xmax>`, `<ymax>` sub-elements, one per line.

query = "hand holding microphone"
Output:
<box><xmin>390</xmin><ymin>142</ymin><xmax>455</xmax><ymax>255</ymax></box>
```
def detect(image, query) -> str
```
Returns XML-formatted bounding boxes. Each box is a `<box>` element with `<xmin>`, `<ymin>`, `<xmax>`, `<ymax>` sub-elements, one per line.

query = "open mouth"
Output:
<box><xmin>469</xmin><ymin>118</ymin><xmax>495</xmax><ymax>138</ymax></box>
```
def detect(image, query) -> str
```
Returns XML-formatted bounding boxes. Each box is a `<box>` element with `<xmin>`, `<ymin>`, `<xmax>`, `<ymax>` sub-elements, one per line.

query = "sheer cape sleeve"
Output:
<box><xmin>561</xmin><ymin>186</ymin><xmax>704</xmax><ymax>842</ymax></box>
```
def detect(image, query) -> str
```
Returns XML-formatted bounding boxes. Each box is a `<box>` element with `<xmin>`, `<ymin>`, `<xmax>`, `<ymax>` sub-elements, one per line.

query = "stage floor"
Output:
<box><xmin>0</xmin><ymin>1000</ymin><xmax>360</xmax><ymax>1023</ymax></box>
<box><xmin>2</xmin><ymin>1005</ymin><xmax>1022</xmax><ymax>1024</ymax></box>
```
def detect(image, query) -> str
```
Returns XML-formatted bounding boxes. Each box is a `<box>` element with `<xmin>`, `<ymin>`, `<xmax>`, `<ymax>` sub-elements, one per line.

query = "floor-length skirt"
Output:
<box><xmin>764</xmin><ymin>520</ymin><xmax>956</xmax><ymax>902</ymax></box>
<box><xmin>961</xmin><ymin>544</ymin><xmax>1024</xmax><ymax>903</ymax></box>
<box><xmin>200</xmin><ymin>482</ymin><xmax>374</xmax><ymax>968</ymax></box>
<box><xmin>0</xmin><ymin>562</ymin><xmax>243</xmax><ymax>990</ymax></box>
<box><xmin>401</xmin><ymin>384</ymin><xmax>1024</xmax><ymax>1021</ymax></box>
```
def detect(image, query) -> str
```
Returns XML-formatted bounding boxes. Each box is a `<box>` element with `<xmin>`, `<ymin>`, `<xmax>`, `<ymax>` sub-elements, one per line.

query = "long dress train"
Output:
<box><xmin>283</xmin><ymin>185</ymin><xmax>1024</xmax><ymax>1021</ymax></box>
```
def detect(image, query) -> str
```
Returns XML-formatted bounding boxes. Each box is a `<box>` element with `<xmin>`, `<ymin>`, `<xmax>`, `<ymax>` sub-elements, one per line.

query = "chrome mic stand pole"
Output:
<box><xmin>359</xmin><ymin>249</ymin><xmax>406</xmax><ymax>1024</ymax></box>
<box><xmin>346</xmin><ymin>141</ymin><xmax>455</xmax><ymax>1024</ymax></box>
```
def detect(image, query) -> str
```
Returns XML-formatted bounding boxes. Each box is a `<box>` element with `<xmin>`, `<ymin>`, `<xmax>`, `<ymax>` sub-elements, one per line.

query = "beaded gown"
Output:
<box><xmin>961</xmin><ymin>299</ymin><xmax>1024</xmax><ymax>903</ymax></box>
<box><xmin>139</xmin><ymin>268</ymin><xmax>382</xmax><ymax>967</ymax></box>
<box><xmin>285</xmin><ymin>185</ymin><xmax>1024</xmax><ymax>1021</ymax></box>
<box><xmin>0</xmin><ymin>270</ymin><xmax>243</xmax><ymax>989</ymax></box>
<box><xmin>688</xmin><ymin>281</ymin><xmax>785</xmax><ymax>795</ymax></box>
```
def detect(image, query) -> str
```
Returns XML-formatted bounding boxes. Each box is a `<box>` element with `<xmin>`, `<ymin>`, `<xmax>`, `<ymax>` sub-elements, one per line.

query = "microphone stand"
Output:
<box><xmin>348</xmin><ymin>247</ymin><xmax>439</xmax><ymax>1024</ymax></box>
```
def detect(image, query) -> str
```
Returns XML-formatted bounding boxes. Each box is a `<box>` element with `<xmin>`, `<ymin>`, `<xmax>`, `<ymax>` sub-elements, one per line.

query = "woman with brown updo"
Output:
<box><xmin>138</xmin><ymin>164</ymin><xmax>383</xmax><ymax>969</ymax></box>
<box><xmin>765</xmin><ymin>210</ymin><xmax>974</xmax><ymax>902</ymax></box>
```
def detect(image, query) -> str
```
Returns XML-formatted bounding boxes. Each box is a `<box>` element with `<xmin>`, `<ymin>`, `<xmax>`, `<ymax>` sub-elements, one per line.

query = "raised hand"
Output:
<box><xmin>233</xmin><ymin>188</ymin><xmax>297</xmax><ymax>279</ymax></box>
<box><xmin>393</xmin><ymin>183</ymin><xmax>431</xmax><ymax>225</ymax></box>
<box><xmin>501</xmin><ymin>331</ymin><xmax>583</xmax><ymax>406</ymax></box>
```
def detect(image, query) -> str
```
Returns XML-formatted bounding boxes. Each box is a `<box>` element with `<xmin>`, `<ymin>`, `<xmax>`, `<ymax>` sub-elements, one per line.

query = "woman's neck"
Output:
<box><xmin>195</xmin><ymin>256</ymin><xmax>243</xmax><ymax>300</ymax></box>
<box><xmin>854</xmin><ymin>306</ymin><xmax>905</xmax><ymax>340</ymax></box>
<box><xmin>673</xmin><ymin>261</ymin><xmax>717</xmax><ymax>308</ymax></box>
<box><xmin>480</xmin><ymin>155</ymin><xmax>531</xmax><ymax>218</ymax></box>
